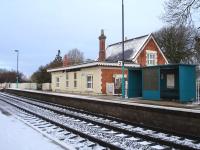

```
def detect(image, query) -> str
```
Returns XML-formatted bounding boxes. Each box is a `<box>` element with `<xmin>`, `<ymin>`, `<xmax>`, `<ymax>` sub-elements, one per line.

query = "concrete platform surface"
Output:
<box><xmin>6</xmin><ymin>88</ymin><xmax>200</xmax><ymax>112</ymax></box>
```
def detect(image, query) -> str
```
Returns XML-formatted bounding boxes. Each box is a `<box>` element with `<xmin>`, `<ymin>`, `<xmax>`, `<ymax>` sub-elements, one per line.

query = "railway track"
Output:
<box><xmin>0</xmin><ymin>92</ymin><xmax>200</xmax><ymax>150</ymax></box>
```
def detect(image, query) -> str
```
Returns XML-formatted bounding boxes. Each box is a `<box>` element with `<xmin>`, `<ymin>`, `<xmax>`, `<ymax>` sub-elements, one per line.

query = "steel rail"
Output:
<box><xmin>1</xmin><ymin>93</ymin><xmax>200</xmax><ymax>150</ymax></box>
<box><xmin>0</xmin><ymin>97</ymin><xmax>122</xmax><ymax>150</ymax></box>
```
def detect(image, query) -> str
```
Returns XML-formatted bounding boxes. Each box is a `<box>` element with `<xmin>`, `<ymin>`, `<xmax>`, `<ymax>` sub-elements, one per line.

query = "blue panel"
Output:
<box><xmin>179</xmin><ymin>65</ymin><xmax>196</xmax><ymax>102</ymax></box>
<box><xmin>143</xmin><ymin>90</ymin><xmax>160</xmax><ymax>100</ymax></box>
<box><xmin>128</xmin><ymin>70</ymin><xmax>142</xmax><ymax>98</ymax></box>
<box><xmin>142</xmin><ymin>68</ymin><xmax>160</xmax><ymax>100</ymax></box>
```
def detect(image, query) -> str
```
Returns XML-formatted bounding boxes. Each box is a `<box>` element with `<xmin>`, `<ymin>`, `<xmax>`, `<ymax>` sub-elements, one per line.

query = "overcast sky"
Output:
<box><xmin>0</xmin><ymin>0</ymin><xmax>166</xmax><ymax>77</ymax></box>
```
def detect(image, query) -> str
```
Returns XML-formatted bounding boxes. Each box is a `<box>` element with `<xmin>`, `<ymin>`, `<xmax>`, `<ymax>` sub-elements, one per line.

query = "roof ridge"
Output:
<box><xmin>107</xmin><ymin>34</ymin><xmax>150</xmax><ymax>48</ymax></box>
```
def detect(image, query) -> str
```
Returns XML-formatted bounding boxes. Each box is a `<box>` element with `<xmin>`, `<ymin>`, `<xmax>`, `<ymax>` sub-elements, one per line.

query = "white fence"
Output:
<box><xmin>196</xmin><ymin>80</ymin><xmax>200</xmax><ymax>104</ymax></box>
<box><xmin>42</xmin><ymin>83</ymin><xmax>51</xmax><ymax>91</ymax></box>
<box><xmin>0</xmin><ymin>83</ymin><xmax>8</xmax><ymax>89</ymax></box>
<box><xmin>0</xmin><ymin>82</ymin><xmax>52</xmax><ymax>91</ymax></box>
<box><xmin>9</xmin><ymin>83</ymin><xmax>37</xmax><ymax>90</ymax></box>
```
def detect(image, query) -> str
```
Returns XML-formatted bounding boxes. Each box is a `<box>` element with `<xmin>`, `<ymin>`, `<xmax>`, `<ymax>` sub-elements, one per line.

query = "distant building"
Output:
<box><xmin>47</xmin><ymin>30</ymin><xmax>168</xmax><ymax>95</ymax></box>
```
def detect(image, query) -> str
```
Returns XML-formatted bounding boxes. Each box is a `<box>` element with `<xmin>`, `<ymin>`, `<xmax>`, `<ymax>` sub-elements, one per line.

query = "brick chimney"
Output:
<box><xmin>63</xmin><ymin>54</ymin><xmax>69</xmax><ymax>67</ymax></box>
<box><xmin>98</xmin><ymin>29</ymin><xmax>106</xmax><ymax>62</ymax></box>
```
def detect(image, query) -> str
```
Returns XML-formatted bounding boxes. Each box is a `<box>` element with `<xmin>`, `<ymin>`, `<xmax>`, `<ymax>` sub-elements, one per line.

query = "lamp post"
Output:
<box><xmin>121</xmin><ymin>0</ymin><xmax>125</xmax><ymax>98</ymax></box>
<box><xmin>14</xmin><ymin>50</ymin><xmax>19</xmax><ymax>88</ymax></box>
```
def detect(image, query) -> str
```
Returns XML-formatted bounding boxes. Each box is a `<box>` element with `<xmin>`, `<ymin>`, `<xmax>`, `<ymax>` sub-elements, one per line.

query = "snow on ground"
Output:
<box><xmin>0</xmin><ymin>109</ymin><xmax>66</xmax><ymax>150</ymax></box>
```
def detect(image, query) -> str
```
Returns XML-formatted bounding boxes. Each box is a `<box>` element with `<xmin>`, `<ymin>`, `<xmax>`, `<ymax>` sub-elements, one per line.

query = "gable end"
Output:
<box><xmin>133</xmin><ymin>35</ymin><xmax>168</xmax><ymax>66</ymax></box>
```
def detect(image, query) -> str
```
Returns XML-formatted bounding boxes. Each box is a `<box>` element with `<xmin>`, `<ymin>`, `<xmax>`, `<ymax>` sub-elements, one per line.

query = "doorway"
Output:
<box><xmin>128</xmin><ymin>70</ymin><xmax>142</xmax><ymax>98</ymax></box>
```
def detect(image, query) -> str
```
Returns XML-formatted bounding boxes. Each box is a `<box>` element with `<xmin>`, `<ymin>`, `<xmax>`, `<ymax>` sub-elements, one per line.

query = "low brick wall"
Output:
<box><xmin>5</xmin><ymin>89</ymin><xmax>200</xmax><ymax>137</ymax></box>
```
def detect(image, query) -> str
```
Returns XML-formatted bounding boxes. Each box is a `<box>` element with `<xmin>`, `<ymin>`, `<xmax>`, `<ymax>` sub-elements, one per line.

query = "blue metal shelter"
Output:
<box><xmin>128</xmin><ymin>64</ymin><xmax>196</xmax><ymax>103</ymax></box>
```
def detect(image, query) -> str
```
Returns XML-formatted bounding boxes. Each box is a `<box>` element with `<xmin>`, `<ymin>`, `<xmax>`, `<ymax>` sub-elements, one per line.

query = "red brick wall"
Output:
<box><xmin>137</xmin><ymin>38</ymin><xmax>166</xmax><ymax>66</ymax></box>
<box><xmin>101</xmin><ymin>68</ymin><xmax>128</xmax><ymax>94</ymax></box>
<box><xmin>99</xmin><ymin>39</ymin><xmax>106</xmax><ymax>61</ymax></box>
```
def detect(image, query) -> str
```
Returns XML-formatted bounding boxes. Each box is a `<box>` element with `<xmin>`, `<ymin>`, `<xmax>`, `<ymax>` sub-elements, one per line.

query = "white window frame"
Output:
<box><xmin>56</xmin><ymin>77</ymin><xmax>60</xmax><ymax>87</ymax></box>
<box><xmin>146</xmin><ymin>50</ymin><xmax>157</xmax><ymax>66</ymax></box>
<box><xmin>87</xmin><ymin>75</ymin><xmax>93</xmax><ymax>89</ymax></box>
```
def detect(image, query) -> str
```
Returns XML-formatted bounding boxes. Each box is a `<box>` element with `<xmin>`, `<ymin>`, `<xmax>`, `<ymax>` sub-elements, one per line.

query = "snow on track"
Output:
<box><xmin>0</xmin><ymin>106</ymin><xmax>66</xmax><ymax>150</ymax></box>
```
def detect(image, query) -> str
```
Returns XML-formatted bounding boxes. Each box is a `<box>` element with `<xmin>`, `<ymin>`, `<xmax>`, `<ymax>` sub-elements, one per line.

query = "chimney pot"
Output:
<box><xmin>63</xmin><ymin>54</ymin><xmax>69</xmax><ymax>67</ymax></box>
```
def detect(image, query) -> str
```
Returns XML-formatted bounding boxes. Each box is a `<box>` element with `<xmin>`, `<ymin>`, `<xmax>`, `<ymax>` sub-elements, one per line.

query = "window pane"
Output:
<box><xmin>148</xmin><ymin>54</ymin><xmax>150</xmax><ymax>59</ymax></box>
<box><xmin>87</xmin><ymin>83</ymin><xmax>91</xmax><ymax>88</ymax></box>
<box><xmin>147</xmin><ymin>52</ymin><xmax>157</xmax><ymax>66</ymax></box>
<box><xmin>153</xmin><ymin>54</ymin><xmax>155</xmax><ymax>59</ymax></box>
<box><xmin>87</xmin><ymin>75</ymin><xmax>93</xmax><ymax>89</ymax></box>
<box><xmin>74</xmin><ymin>73</ymin><xmax>77</xmax><ymax>79</ymax></box>
<box><xmin>87</xmin><ymin>76</ymin><xmax>91</xmax><ymax>81</ymax></box>
<box><xmin>66</xmin><ymin>73</ymin><xmax>68</xmax><ymax>80</ymax></box>
<box><xmin>74</xmin><ymin>81</ymin><xmax>77</xmax><ymax>87</ymax></box>
<box><xmin>66</xmin><ymin>81</ymin><xmax>68</xmax><ymax>87</ymax></box>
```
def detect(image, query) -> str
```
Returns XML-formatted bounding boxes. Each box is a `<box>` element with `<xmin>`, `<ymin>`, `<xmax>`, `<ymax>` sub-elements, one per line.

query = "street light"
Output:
<box><xmin>121</xmin><ymin>0</ymin><xmax>125</xmax><ymax>98</ymax></box>
<box><xmin>14</xmin><ymin>50</ymin><xmax>19</xmax><ymax>88</ymax></box>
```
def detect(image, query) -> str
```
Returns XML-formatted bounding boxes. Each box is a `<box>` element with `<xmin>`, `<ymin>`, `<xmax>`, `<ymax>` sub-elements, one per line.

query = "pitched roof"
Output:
<box><xmin>106</xmin><ymin>34</ymin><xmax>150</xmax><ymax>62</ymax></box>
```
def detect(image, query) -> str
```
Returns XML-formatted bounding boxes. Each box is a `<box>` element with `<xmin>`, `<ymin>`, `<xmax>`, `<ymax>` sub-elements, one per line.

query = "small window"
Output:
<box><xmin>66</xmin><ymin>73</ymin><xmax>69</xmax><ymax>87</ymax></box>
<box><xmin>66</xmin><ymin>81</ymin><xmax>69</xmax><ymax>87</ymax></box>
<box><xmin>87</xmin><ymin>75</ymin><xmax>93</xmax><ymax>89</ymax></box>
<box><xmin>74</xmin><ymin>72</ymin><xmax>77</xmax><ymax>79</ymax></box>
<box><xmin>167</xmin><ymin>74</ymin><xmax>175</xmax><ymax>89</ymax></box>
<box><xmin>74</xmin><ymin>72</ymin><xmax>77</xmax><ymax>88</ymax></box>
<box><xmin>74</xmin><ymin>80</ymin><xmax>77</xmax><ymax>88</ymax></box>
<box><xmin>56</xmin><ymin>77</ymin><xmax>59</xmax><ymax>87</ymax></box>
<box><xmin>146</xmin><ymin>50</ymin><xmax>157</xmax><ymax>66</ymax></box>
<box><xmin>66</xmin><ymin>73</ymin><xmax>69</xmax><ymax>80</ymax></box>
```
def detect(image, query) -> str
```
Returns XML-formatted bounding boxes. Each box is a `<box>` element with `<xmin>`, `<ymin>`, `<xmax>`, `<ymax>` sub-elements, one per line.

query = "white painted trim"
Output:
<box><xmin>132</xmin><ymin>34</ymin><xmax>151</xmax><ymax>61</ymax></box>
<box><xmin>151</xmin><ymin>35</ymin><xmax>169</xmax><ymax>64</ymax></box>
<box><xmin>86</xmin><ymin>74</ymin><xmax>93</xmax><ymax>90</ymax></box>
<box><xmin>146</xmin><ymin>50</ymin><xmax>157</xmax><ymax>54</ymax></box>
<box><xmin>131</xmin><ymin>34</ymin><xmax>151</xmax><ymax>60</ymax></box>
<box><xmin>47</xmin><ymin>62</ymin><xmax>139</xmax><ymax>72</ymax></box>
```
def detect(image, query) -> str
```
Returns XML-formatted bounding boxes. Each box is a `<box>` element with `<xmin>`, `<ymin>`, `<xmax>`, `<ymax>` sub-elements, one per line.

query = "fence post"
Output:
<box><xmin>197</xmin><ymin>80</ymin><xmax>200</xmax><ymax>104</ymax></box>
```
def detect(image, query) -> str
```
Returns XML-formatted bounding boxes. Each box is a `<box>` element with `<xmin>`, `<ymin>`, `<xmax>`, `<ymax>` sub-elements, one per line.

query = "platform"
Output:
<box><xmin>3</xmin><ymin>88</ymin><xmax>200</xmax><ymax>137</ymax></box>
<box><xmin>5</xmin><ymin>88</ymin><xmax>200</xmax><ymax>110</ymax></box>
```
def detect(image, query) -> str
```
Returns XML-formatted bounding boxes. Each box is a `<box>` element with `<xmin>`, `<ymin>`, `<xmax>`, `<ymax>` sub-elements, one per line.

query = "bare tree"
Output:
<box><xmin>162</xmin><ymin>0</ymin><xmax>200</xmax><ymax>25</ymax></box>
<box><xmin>64</xmin><ymin>49</ymin><xmax>84</xmax><ymax>65</ymax></box>
<box><xmin>0</xmin><ymin>69</ymin><xmax>26</xmax><ymax>83</ymax></box>
<box><xmin>194</xmin><ymin>35</ymin><xmax>200</xmax><ymax>63</ymax></box>
<box><xmin>154</xmin><ymin>25</ymin><xmax>198</xmax><ymax>63</ymax></box>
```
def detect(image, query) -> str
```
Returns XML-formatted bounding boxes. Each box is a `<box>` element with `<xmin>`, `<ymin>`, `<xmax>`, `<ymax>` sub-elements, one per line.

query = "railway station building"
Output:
<box><xmin>47</xmin><ymin>30</ymin><xmax>168</xmax><ymax>95</ymax></box>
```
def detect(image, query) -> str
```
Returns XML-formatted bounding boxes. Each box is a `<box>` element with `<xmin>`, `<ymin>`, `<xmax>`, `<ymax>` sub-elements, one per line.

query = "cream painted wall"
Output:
<box><xmin>51</xmin><ymin>67</ymin><xmax>102</xmax><ymax>94</ymax></box>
